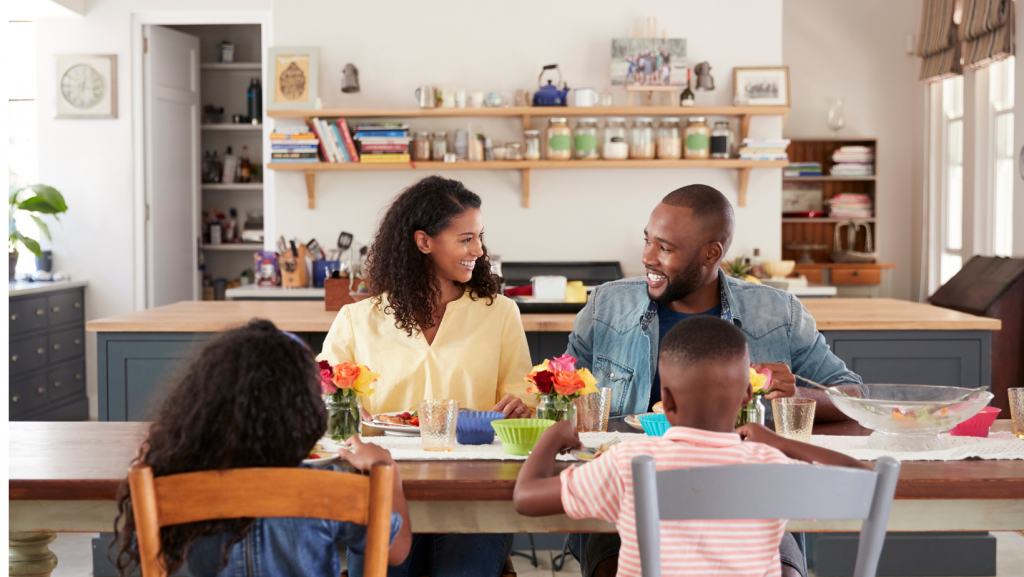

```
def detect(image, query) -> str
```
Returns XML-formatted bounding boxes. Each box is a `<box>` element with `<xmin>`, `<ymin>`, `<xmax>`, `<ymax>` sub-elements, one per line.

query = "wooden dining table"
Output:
<box><xmin>9</xmin><ymin>420</ymin><xmax>1024</xmax><ymax>576</ymax></box>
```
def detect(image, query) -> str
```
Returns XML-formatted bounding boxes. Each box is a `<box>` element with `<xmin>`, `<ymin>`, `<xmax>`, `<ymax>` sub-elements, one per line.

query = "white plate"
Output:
<box><xmin>624</xmin><ymin>413</ymin><xmax>655</xmax><ymax>431</ymax></box>
<box><xmin>362</xmin><ymin>411</ymin><xmax>421</xmax><ymax>436</ymax></box>
<box><xmin>303</xmin><ymin>451</ymin><xmax>340</xmax><ymax>467</ymax></box>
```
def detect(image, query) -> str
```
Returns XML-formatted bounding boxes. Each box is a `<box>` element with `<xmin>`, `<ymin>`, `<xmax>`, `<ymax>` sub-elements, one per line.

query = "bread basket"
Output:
<box><xmin>831</xmin><ymin>220</ymin><xmax>877</xmax><ymax>263</ymax></box>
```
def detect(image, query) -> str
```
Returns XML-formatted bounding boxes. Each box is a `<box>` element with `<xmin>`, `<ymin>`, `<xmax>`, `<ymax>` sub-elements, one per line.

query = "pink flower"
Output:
<box><xmin>319</xmin><ymin>369</ymin><xmax>338</xmax><ymax>395</ymax></box>
<box><xmin>548</xmin><ymin>354</ymin><xmax>578</xmax><ymax>372</ymax></box>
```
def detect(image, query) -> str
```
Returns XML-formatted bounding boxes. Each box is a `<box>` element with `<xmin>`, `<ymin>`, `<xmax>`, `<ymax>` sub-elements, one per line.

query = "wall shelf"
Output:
<box><xmin>201</xmin><ymin>62</ymin><xmax>262</xmax><ymax>71</ymax></box>
<box><xmin>200</xmin><ymin>243</ymin><xmax>263</xmax><ymax>251</ymax></box>
<box><xmin>268</xmin><ymin>159</ymin><xmax>787</xmax><ymax>209</ymax></box>
<box><xmin>201</xmin><ymin>123</ymin><xmax>263</xmax><ymax>131</ymax></box>
<box><xmin>783</xmin><ymin>217</ymin><xmax>876</xmax><ymax>223</ymax></box>
<box><xmin>201</xmin><ymin>183</ymin><xmax>263</xmax><ymax>190</ymax></box>
<box><xmin>783</xmin><ymin>176</ymin><xmax>876</xmax><ymax>182</ymax></box>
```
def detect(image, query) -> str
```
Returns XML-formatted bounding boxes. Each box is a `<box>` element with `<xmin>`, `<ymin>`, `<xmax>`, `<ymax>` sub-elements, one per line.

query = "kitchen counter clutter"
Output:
<box><xmin>8</xmin><ymin>279</ymin><xmax>88</xmax><ymax>297</ymax></box>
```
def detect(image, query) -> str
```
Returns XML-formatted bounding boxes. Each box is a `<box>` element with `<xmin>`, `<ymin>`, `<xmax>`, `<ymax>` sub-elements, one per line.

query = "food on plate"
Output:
<box><xmin>372</xmin><ymin>411</ymin><xmax>419</xmax><ymax>427</ymax></box>
<box><xmin>651</xmin><ymin>402</ymin><xmax>664</xmax><ymax>414</ymax></box>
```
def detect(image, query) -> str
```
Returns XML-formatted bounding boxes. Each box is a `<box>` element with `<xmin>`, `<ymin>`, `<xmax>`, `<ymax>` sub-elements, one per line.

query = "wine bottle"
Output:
<box><xmin>680</xmin><ymin>69</ymin><xmax>695</xmax><ymax>107</ymax></box>
<box><xmin>239</xmin><ymin>146</ymin><xmax>252</xmax><ymax>183</ymax></box>
<box><xmin>247</xmin><ymin>78</ymin><xmax>262</xmax><ymax>124</ymax></box>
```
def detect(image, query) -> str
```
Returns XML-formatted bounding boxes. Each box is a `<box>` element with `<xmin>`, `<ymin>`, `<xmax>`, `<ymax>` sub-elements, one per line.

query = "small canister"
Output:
<box><xmin>546</xmin><ymin>118</ymin><xmax>572</xmax><ymax>160</ymax></box>
<box><xmin>656</xmin><ymin>117</ymin><xmax>682</xmax><ymax>159</ymax></box>
<box><xmin>574</xmin><ymin>118</ymin><xmax>600</xmax><ymax>160</ymax></box>
<box><xmin>506</xmin><ymin>142</ymin><xmax>523</xmax><ymax>161</ymax></box>
<box><xmin>630</xmin><ymin>117</ymin><xmax>655</xmax><ymax>160</ymax></box>
<box><xmin>523</xmin><ymin>130</ymin><xmax>541</xmax><ymax>161</ymax></box>
<box><xmin>431</xmin><ymin>131</ymin><xmax>448</xmax><ymax>160</ymax></box>
<box><xmin>603</xmin><ymin>117</ymin><xmax>628</xmax><ymax>160</ymax></box>
<box><xmin>684</xmin><ymin>117</ymin><xmax>711</xmax><ymax>159</ymax></box>
<box><xmin>413</xmin><ymin>131</ymin><xmax>431</xmax><ymax>161</ymax></box>
<box><xmin>711</xmin><ymin>121</ymin><xmax>734</xmax><ymax>159</ymax></box>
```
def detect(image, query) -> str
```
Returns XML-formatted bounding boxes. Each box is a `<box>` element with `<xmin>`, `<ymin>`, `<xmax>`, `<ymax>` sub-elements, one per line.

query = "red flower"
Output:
<box><xmin>531</xmin><ymin>370</ymin><xmax>555</xmax><ymax>394</ymax></box>
<box><xmin>318</xmin><ymin>360</ymin><xmax>332</xmax><ymax>374</ymax></box>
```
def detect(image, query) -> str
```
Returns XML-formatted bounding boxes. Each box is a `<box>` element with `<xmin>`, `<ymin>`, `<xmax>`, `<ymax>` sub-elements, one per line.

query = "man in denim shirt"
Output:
<box><xmin>563</xmin><ymin>184</ymin><xmax>862</xmax><ymax>577</ymax></box>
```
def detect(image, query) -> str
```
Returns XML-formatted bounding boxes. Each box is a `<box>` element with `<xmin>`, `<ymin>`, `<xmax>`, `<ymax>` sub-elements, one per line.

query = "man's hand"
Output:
<box><xmin>757</xmin><ymin>362</ymin><xmax>797</xmax><ymax>400</ymax></box>
<box><xmin>339</xmin><ymin>436</ymin><xmax>394</xmax><ymax>472</ymax></box>
<box><xmin>494</xmin><ymin>394</ymin><xmax>530</xmax><ymax>419</ymax></box>
<box><xmin>541</xmin><ymin>420</ymin><xmax>583</xmax><ymax>454</ymax></box>
<box><xmin>735</xmin><ymin>423</ymin><xmax>784</xmax><ymax>448</ymax></box>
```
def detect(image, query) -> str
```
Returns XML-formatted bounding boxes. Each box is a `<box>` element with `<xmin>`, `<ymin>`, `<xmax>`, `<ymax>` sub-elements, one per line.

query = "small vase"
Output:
<box><xmin>736</xmin><ymin>396</ymin><xmax>766</xmax><ymax>428</ymax></box>
<box><xmin>326</xmin><ymin>393</ymin><xmax>362</xmax><ymax>442</ymax></box>
<box><xmin>536</xmin><ymin>394</ymin><xmax>577</xmax><ymax>427</ymax></box>
<box><xmin>10</xmin><ymin>252</ymin><xmax>18</xmax><ymax>281</ymax></box>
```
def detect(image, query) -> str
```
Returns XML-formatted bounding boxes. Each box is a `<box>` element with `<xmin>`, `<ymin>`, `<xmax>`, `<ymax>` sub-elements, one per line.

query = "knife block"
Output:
<box><xmin>325</xmin><ymin>276</ymin><xmax>365</xmax><ymax>311</ymax></box>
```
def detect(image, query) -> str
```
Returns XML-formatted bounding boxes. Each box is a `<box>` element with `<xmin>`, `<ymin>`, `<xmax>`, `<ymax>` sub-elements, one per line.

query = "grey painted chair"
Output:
<box><xmin>631</xmin><ymin>455</ymin><xmax>900</xmax><ymax>577</ymax></box>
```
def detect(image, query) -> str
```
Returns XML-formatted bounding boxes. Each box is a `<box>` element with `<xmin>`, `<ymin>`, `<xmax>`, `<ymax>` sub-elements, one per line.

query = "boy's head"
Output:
<box><xmin>658</xmin><ymin>316</ymin><xmax>752</xmax><ymax>432</ymax></box>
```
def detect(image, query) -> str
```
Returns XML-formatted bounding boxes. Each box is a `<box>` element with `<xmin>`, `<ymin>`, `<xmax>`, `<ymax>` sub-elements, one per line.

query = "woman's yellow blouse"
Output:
<box><xmin>316</xmin><ymin>291</ymin><xmax>535</xmax><ymax>414</ymax></box>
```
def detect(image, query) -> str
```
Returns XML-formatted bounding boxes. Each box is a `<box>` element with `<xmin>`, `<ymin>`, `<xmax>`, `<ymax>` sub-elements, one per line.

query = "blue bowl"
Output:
<box><xmin>637</xmin><ymin>413</ymin><xmax>670</xmax><ymax>437</ymax></box>
<box><xmin>456</xmin><ymin>411</ymin><xmax>506</xmax><ymax>445</ymax></box>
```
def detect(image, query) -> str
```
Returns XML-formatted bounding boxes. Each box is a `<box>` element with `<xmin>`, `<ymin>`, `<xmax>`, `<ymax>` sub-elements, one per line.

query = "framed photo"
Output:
<box><xmin>733</xmin><ymin>67</ymin><xmax>790</xmax><ymax>106</ymax></box>
<box><xmin>55</xmin><ymin>54</ymin><xmax>117</xmax><ymax>119</ymax></box>
<box><xmin>267</xmin><ymin>47</ymin><xmax>319</xmax><ymax>110</ymax></box>
<box><xmin>610</xmin><ymin>38</ymin><xmax>687</xmax><ymax>86</ymax></box>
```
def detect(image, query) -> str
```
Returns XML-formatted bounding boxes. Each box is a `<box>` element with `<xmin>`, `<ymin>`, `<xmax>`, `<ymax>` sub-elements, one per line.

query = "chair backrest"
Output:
<box><xmin>129</xmin><ymin>463</ymin><xmax>394</xmax><ymax>577</ymax></box>
<box><xmin>631</xmin><ymin>456</ymin><xmax>899</xmax><ymax>577</ymax></box>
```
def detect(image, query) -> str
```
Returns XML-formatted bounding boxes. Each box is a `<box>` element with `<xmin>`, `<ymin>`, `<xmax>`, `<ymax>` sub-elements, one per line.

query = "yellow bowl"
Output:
<box><xmin>762</xmin><ymin>260</ymin><xmax>795</xmax><ymax>279</ymax></box>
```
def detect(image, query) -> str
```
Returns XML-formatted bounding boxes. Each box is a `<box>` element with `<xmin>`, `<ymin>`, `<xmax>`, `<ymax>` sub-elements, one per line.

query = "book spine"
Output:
<box><xmin>320</xmin><ymin>118</ymin><xmax>341</xmax><ymax>162</ymax></box>
<box><xmin>354</xmin><ymin>130</ymin><xmax>408</xmax><ymax>138</ymax></box>
<box><xmin>307</xmin><ymin>119</ymin><xmax>331</xmax><ymax>163</ymax></box>
<box><xmin>331</xmin><ymin>124</ymin><xmax>350</xmax><ymax>162</ymax></box>
<box><xmin>269</xmin><ymin>134</ymin><xmax>317</xmax><ymax>140</ymax></box>
<box><xmin>359</xmin><ymin>154</ymin><xmax>411</xmax><ymax>163</ymax></box>
<box><xmin>359</xmin><ymin>144</ymin><xmax>410</xmax><ymax>152</ymax></box>
<box><xmin>271</xmin><ymin>152</ymin><xmax>319</xmax><ymax>159</ymax></box>
<box><xmin>338</xmin><ymin>118</ymin><xmax>360</xmax><ymax>163</ymax></box>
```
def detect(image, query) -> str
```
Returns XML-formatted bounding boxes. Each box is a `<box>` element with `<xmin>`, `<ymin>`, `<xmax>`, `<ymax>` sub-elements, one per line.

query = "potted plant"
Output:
<box><xmin>9</xmin><ymin>184</ymin><xmax>68</xmax><ymax>280</ymax></box>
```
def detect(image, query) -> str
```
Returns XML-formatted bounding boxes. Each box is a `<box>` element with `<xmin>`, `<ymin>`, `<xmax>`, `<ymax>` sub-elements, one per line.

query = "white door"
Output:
<box><xmin>144</xmin><ymin>25</ymin><xmax>200</xmax><ymax>306</ymax></box>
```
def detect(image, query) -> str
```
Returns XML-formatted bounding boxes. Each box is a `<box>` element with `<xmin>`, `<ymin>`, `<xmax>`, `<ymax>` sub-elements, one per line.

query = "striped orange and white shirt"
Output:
<box><xmin>560</xmin><ymin>426</ymin><xmax>802</xmax><ymax>577</ymax></box>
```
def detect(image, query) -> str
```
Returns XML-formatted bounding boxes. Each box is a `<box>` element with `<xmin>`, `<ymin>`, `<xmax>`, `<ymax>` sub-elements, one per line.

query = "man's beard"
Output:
<box><xmin>648</xmin><ymin>256</ymin><xmax>704</xmax><ymax>306</ymax></box>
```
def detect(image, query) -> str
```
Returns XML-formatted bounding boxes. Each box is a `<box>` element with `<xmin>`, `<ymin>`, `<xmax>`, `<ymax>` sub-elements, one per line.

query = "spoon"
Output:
<box><xmin>794</xmin><ymin>374</ymin><xmax>846</xmax><ymax>395</ymax></box>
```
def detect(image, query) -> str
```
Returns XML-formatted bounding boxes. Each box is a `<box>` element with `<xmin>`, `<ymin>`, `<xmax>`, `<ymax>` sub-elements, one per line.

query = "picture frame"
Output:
<box><xmin>733</xmin><ymin>66</ymin><xmax>790</xmax><ymax>106</ymax></box>
<box><xmin>610</xmin><ymin>38</ymin><xmax>688</xmax><ymax>87</ymax></box>
<box><xmin>55</xmin><ymin>54</ymin><xmax>117</xmax><ymax>119</ymax></box>
<box><xmin>267</xmin><ymin>46</ymin><xmax>319</xmax><ymax>110</ymax></box>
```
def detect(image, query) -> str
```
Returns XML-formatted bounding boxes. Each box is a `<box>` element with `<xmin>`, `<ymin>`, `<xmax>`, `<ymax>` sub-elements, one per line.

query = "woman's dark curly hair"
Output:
<box><xmin>365</xmin><ymin>175</ymin><xmax>498</xmax><ymax>336</ymax></box>
<box><xmin>109</xmin><ymin>319</ymin><xmax>326</xmax><ymax>576</ymax></box>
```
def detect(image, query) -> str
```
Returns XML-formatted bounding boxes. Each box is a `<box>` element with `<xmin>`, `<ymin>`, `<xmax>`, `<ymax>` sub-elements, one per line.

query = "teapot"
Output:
<box><xmin>532</xmin><ymin>64</ymin><xmax>569</xmax><ymax>107</ymax></box>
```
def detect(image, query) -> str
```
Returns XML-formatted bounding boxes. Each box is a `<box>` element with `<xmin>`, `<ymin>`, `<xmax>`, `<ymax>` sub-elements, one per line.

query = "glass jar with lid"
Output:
<box><xmin>505</xmin><ymin>142</ymin><xmax>523</xmax><ymax>161</ymax></box>
<box><xmin>574</xmin><ymin>118</ymin><xmax>600</xmax><ymax>160</ymax></box>
<box><xmin>546</xmin><ymin>118</ymin><xmax>572</xmax><ymax>160</ymax></box>
<box><xmin>630</xmin><ymin>117</ymin><xmax>656</xmax><ymax>159</ymax></box>
<box><xmin>711</xmin><ymin>121</ymin><xmax>733</xmax><ymax>159</ymax></box>
<box><xmin>656</xmin><ymin>117</ymin><xmax>682</xmax><ymax>159</ymax></box>
<box><xmin>523</xmin><ymin>130</ymin><xmax>541</xmax><ymax>160</ymax></box>
<box><xmin>683</xmin><ymin>117</ymin><xmax>711</xmax><ymax>159</ymax></box>
<box><xmin>603</xmin><ymin>117</ymin><xmax>628</xmax><ymax>160</ymax></box>
<box><xmin>412</xmin><ymin>131</ymin><xmax>431</xmax><ymax>161</ymax></box>
<box><xmin>431</xmin><ymin>131</ymin><xmax>448</xmax><ymax>160</ymax></box>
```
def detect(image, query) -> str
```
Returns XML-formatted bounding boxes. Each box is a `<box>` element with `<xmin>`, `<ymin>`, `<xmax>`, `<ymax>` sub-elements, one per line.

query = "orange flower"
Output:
<box><xmin>332</xmin><ymin>363</ymin><xmax>361</xmax><ymax>389</ymax></box>
<box><xmin>552</xmin><ymin>370</ymin><xmax>585</xmax><ymax>396</ymax></box>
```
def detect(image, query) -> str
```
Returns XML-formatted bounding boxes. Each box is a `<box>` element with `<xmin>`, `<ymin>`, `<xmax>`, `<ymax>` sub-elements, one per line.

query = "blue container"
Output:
<box><xmin>637</xmin><ymin>413</ymin><xmax>670</xmax><ymax>437</ymax></box>
<box><xmin>312</xmin><ymin>260</ymin><xmax>340</xmax><ymax>288</ymax></box>
<box><xmin>456</xmin><ymin>411</ymin><xmax>506</xmax><ymax>445</ymax></box>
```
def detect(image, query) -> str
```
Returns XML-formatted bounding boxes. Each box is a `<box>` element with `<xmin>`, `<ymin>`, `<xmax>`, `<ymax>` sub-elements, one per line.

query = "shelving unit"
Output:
<box><xmin>201</xmin><ymin>183</ymin><xmax>263</xmax><ymax>191</ymax></box>
<box><xmin>267</xmin><ymin>105</ymin><xmax>789</xmax><ymax>208</ymax></box>
<box><xmin>200</xmin><ymin>243</ymin><xmax>263</xmax><ymax>252</ymax></box>
<box><xmin>201</xmin><ymin>123</ymin><xmax>263</xmax><ymax>131</ymax></box>
<box><xmin>200</xmin><ymin>62</ymin><xmax>261</xmax><ymax>71</ymax></box>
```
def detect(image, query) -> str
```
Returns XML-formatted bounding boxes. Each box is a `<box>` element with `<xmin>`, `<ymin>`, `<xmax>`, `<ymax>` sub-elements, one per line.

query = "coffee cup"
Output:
<box><xmin>415</xmin><ymin>85</ymin><xmax>436</xmax><ymax>108</ymax></box>
<box><xmin>573</xmin><ymin>88</ymin><xmax>599</xmax><ymax>107</ymax></box>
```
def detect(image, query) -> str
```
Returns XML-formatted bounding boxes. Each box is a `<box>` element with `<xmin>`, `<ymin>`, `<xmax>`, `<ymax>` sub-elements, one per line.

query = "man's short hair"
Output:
<box><xmin>660</xmin><ymin>315</ymin><xmax>748</xmax><ymax>365</ymax></box>
<box><xmin>661</xmin><ymin>184</ymin><xmax>735</xmax><ymax>248</ymax></box>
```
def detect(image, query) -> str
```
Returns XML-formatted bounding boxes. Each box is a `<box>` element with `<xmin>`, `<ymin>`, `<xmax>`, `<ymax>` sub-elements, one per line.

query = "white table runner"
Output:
<box><xmin>340</xmin><ymin>432</ymin><xmax>642</xmax><ymax>461</ymax></box>
<box><xmin>809</xmin><ymin>432</ymin><xmax>1024</xmax><ymax>461</ymax></box>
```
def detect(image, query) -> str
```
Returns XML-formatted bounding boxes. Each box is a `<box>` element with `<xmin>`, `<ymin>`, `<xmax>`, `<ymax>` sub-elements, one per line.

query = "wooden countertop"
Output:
<box><xmin>9</xmin><ymin>421</ymin><xmax>1023</xmax><ymax>501</ymax></box>
<box><xmin>85</xmin><ymin>298</ymin><xmax>1000</xmax><ymax>333</ymax></box>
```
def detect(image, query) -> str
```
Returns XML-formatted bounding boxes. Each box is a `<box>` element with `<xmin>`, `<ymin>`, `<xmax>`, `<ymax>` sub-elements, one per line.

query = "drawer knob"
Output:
<box><xmin>853</xmin><ymin>271</ymin><xmax>859</xmax><ymax>276</ymax></box>
<box><xmin>74</xmin><ymin>302</ymin><xmax>81</xmax><ymax>309</ymax></box>
<box><xmin>76</xmin><ymin>373</ymin><xmax>83</xmax><ymax>380</ymax></box>
<box><xmin>54</xmin><ymin>380</ymin><xmax>62</xmax><ymax>388</ymax></box>
<box><xmin>36</xmin><ymin>348</ymin><xmax>45</xmax><ymax>355</ymax></box>
<box><xmin>12</xmin><ymin>395</ymin><xmax>19</xmax><ymax>403</ymax></box>
<box><xmin>37</xmin><ymin>386</ymin><xmax>46</xmax><ymax>394</ymax></box>
<box><xmin>10</xmin><ymin>313</ymin><xmax>17</xmax><ymax>321</ymax></box>
<box><xmin>51</xmin><ymin>306</ymin><xmax>60</xmax><ymax>313</ymax></box>
<box><xmin>53</xmin><ymin>343</ymin><xmax>61</xmax><ymax>351</ymax></box>
<box><xmin>11</xmin><ymin>354</ymin><xmax>18</xmax><ymax>362</ymax></box>
<box><xmin>36</xmin><ymin>308</ymin><xmax>44</xmax><ymax>316</ymax></box>
<box><xmin>74</xmin><ymin>338</ymin><xmax>82</xmax><ymax>345</ymax></box>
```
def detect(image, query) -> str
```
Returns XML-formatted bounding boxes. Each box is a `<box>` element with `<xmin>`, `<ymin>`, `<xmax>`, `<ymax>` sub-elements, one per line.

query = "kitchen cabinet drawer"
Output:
<box><xmin>10</xmin><ymin>374</ymin><xmax>50</xmax><ymax>418</ymax></box>
<box><xmin>10</xmin><ymin>297</ymin><xmax>48</xmax><ymax>335</ymax></box>
<box><xmin>10</xmin><ymin>336</ymin><xmax>48</xmax><ymax>377</ymax></box>
<box><xmin>48</xmin><ymin>359</ymin><xmax>86</xmax><ymax>402</ymax></box>
<box><xmin>832</xmin><ymin>268</ymin><xmax>881</xmax><ymax>285</ymax></box>
<box><xmin>48</xmin><ymin>291</ymin><xmax>84</xmax><ymax>326</ymax></box>
<box><xmin>49</xmin><ymin>327</ymin><xmax>85</xmax><ymax>364</ymax></box>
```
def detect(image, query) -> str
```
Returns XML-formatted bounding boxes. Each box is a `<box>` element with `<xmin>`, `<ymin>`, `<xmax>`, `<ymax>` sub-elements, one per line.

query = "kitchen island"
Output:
<box><xmin>87</xmin><ymin>298</ymin><xmax>1000</xmax><ymax>421</ymax></box>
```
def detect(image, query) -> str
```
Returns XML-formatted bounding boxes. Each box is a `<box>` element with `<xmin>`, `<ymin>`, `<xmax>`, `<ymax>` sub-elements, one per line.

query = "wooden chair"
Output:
<box><xmin>129</xmin><ymin>462</ymin><xmax>395</xmax><ymax>577</ymax></box>
<box><xmin>631</xmin><ymin>456</ymin><xmax>900</xmax><ymax>577</ymax></box>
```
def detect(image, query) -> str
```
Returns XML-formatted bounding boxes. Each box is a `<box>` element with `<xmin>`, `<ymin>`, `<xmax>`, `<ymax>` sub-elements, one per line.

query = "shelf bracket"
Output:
<box><xmin>740</xmin><ymin>115</ymin><xmax>752</xmax><ymax>142</ymax></box>
<box><xmin>521</xmin><ymin>168</ymin><xmax>531</xmax><ymax>208</ymax></box>
<box><xmin>737</xmin><ymin>167</ymin><xmax>751</xmax><ymax>207</ymax></box>
<box><xmin>304</xmin><ymin>171</ymin><xmax>316</xmax><ymax>209</ymax></box>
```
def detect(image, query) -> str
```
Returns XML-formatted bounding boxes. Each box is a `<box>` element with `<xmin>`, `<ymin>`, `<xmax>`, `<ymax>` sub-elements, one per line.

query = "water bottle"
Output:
<box><xmin>247</xmin><ymin>78</ymin><xmax>262</xmax><ymax>124</ymax></box>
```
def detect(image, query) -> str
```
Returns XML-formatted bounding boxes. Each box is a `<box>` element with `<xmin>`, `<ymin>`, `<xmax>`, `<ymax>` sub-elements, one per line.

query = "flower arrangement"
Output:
<box><xmin>737</xmin><ymin>365</ymin><xmax>774</xmax><ymax>427</ymax></box>
<box><xmin>319</xmin><ymin>360</ymin><xmax>379</xmax><ymax>441</ymax></box>
<box><xmin>525</xmin><ymin>355</ymin><xmax>599</xmax><ymax>424</ymax></box>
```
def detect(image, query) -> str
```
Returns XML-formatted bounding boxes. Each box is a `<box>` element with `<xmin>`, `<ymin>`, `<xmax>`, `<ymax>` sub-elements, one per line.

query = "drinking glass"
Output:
<box><xmin>575</xmin><ymin>388</ymin><xmax>614</xmax><ymax>432</ymax></box>
<box><xmin>1009</xmin><ymin>388</ymin><xmax>1024</xmax><ymax>440</ymax></box>
<box><xmin>826</xmin><ymin>97</ymin><xmax>845</xmax><ymax>136</ymax></box>
<box><xmin>418</xmin><ymin>399</ymin><xmax>459</xmax><ymax>452</ymax></box>
<box><xmin>771</xmin><ymin>398</ymin><xmax>816</xmax><ymax>443</ymax></box>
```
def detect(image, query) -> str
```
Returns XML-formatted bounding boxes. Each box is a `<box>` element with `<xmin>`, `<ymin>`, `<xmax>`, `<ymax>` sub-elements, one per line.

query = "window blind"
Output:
<box><xmin>959</xmin><ymin>0</ymin><xmax>1015</xmax><ymax>69</ymax></box>
<box><xmin>917</xmin><ymin>0</ymin><xmax>963</xmax><ymax>82</ymax></box>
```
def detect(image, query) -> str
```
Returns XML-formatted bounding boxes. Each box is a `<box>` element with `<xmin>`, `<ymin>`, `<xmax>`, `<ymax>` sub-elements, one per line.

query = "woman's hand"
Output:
<box><xmin>757</xmin><ymin>362</ymin><xmax>797</xmax><ymax>400</ymax></box>
<box><xmin>339</xmin><ymin>436</ymin><xmax>394</xmax><ymax>472</ymax></box>
<box><xmin>493</xmin><ymin>394</ymin><xmax>530</xmax><ymax>419</ymax></box>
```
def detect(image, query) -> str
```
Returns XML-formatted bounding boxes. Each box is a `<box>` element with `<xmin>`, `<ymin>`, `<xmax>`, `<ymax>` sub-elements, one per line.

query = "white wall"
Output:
<box><xmin>782</xmin><ymin>0</ymin><xmax>926</xmax><ymax>301</ymax></box>
<box><xmin>33</xmin><ymin>0</ymin><xmax>271</xmax><ymax>418</ymax></box>
<box><xmin>271</xmin><ymin>0</ymin><xmax>785</xmax><ymax>278</ymax></box>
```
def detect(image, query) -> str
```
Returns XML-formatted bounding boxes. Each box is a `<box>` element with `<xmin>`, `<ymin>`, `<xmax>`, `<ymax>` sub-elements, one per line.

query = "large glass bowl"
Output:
<box><xmin>828</xmin><ymin>384</ymin><xmax>994</xmax><ymax>452</ymax></box>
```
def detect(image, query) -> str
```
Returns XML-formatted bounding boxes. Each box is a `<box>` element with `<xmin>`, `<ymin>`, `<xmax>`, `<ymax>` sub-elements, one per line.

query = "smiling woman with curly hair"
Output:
<box><xmin>317</xmin><ymin>175</ymin><xmax>532</xmax><ymax>577</ymax></box>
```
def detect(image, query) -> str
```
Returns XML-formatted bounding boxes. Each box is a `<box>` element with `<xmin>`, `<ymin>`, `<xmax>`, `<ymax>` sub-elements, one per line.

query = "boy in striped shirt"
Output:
<box><xmin>513</xmin><ymin>316</ymin><xmax>868</xmax><ymax>577</ymax></box>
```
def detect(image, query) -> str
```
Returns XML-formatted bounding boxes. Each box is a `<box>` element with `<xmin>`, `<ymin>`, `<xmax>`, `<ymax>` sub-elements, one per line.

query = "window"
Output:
<box><xmin>940</xmin><ymin>74</ymin><xmax>964</xmax><ymax>285</ymax></box>
<box><xmin>6</xmin><ymin>21</ymin><xmax>40</xmax><ymax>275</ymax></box>
<box><xmin>989</xmin><ymin>56</ymin><xmax>1014</xmax><ymax>257</ymax></box>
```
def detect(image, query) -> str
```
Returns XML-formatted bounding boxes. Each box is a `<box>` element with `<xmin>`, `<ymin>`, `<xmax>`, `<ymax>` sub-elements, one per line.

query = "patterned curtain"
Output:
<box><xmin>959</xmin><ymin>0</ymin><xmax>1015</xmax><ymax>69</ymax></box>
<box><xmin>917</xmin><ymin>0</ymin><xmax>963</xmax><ymax>82</ymax></box>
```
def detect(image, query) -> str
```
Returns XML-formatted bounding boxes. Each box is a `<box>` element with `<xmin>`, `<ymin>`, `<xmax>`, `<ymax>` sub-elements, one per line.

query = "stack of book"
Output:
<box><xmin>739</xmin><ymin>139</ymin><xmax>791</xmax><ymax>161</ymax></box>
<box><xmin>269</xmin><ymin>127</ymin><xmax>319</xmax><ymax>163</ymax></box>
<box><xmin>354</xmin><ymin>123</ymin><xmax>411</xmax><ymax>163</ymax></box>
<box><xmin>308</xmin><ymin>117</ymin><xmax>359</xmax><ymax>163</ymax></box>
<box><xmin>783</xmin><ymin>162</ymin><xmax>822</xmax><ymax>177</ymax></box>
<box><xmin>828</xmin><ymin>192</ymin><xmax>873</xmax><ymax>218</ymax></box>
<box><xmin>830</xmin><ymin>146</ymin><xmax>875</xmax><ymax>177</ymax></box>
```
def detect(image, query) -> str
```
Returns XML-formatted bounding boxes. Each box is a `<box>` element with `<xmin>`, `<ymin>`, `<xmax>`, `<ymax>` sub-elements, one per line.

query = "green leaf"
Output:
<box><xmin>15</xmin><ymin>231</ymin><xmax>41</xmax><ymax>258</ymax></box>
<box><xmin>17</xmin><ymin>196</ymin><xmax>64</xmax><ymax>214</ymax></box>
<box><xmin>30</xmin><ymin>215</ymin><xmax>51</xmax><ymax>241</ymax></box>
<box><xmin>27</xmin><ymin>185</ymin><xmax>67</xmax><ymax>213</ymax></box>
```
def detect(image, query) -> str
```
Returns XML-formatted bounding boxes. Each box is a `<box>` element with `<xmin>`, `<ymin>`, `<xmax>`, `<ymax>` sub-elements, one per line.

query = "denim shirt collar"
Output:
<box><xmin>639</xmin><ymin>269</ymin><xmax>741</xmax><ymax>330</ymax></box>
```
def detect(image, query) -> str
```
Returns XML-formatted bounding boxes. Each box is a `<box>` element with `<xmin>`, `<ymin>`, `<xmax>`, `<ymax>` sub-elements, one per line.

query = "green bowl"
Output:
<box><xmin>490</xmin><ymin>418</ymin><xmax>556</xmax><ymax>456</ymax></box>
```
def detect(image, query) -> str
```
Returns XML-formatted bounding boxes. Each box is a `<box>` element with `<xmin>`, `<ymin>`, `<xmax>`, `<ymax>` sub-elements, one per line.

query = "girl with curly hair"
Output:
<box><xmin>109</xmin><ymin>319</ymin><xmax>412</xmax><ymax>576</ymax></box>
<box><xmin>318</xmin><ymin>175</ymin><xmax>533</xmax><ymax>576</ymax></box>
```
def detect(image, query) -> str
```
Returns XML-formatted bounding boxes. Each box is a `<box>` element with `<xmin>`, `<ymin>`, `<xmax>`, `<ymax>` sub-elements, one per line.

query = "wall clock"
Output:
<box><xmin>55</xmin><ymin>54</ymin><xmax>117</xmax><ymax>119</ymax></box>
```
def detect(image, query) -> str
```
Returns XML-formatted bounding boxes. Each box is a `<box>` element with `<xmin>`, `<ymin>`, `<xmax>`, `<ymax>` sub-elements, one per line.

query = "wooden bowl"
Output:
<box><xmin>762</xmin><ymin>260</ymin><xmax>796</xmax><ymax>279</ymax></box>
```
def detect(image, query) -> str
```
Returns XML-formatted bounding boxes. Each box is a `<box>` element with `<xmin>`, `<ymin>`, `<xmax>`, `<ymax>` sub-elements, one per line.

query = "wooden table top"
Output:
<box><xmin>9</xmin><ymin>421</ymin><xmax>1023</xmax><ymax>502</ymax></box>
<box><xmin>85</xmin><ymin>298</ymin><xmax>999</xmax><ymax>333</ymax></box>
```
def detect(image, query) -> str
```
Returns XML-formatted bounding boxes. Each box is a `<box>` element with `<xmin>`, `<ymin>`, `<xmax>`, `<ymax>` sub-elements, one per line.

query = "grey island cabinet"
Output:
<box><xmin>86</xmin><ymin>298</ymin><xmax>1000</xmax><ymax>422</ymax></box>
<box><xmin>9</xmin><ymin>280</ymin><xmax>89</xmax><ymax>421</ymax></box>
